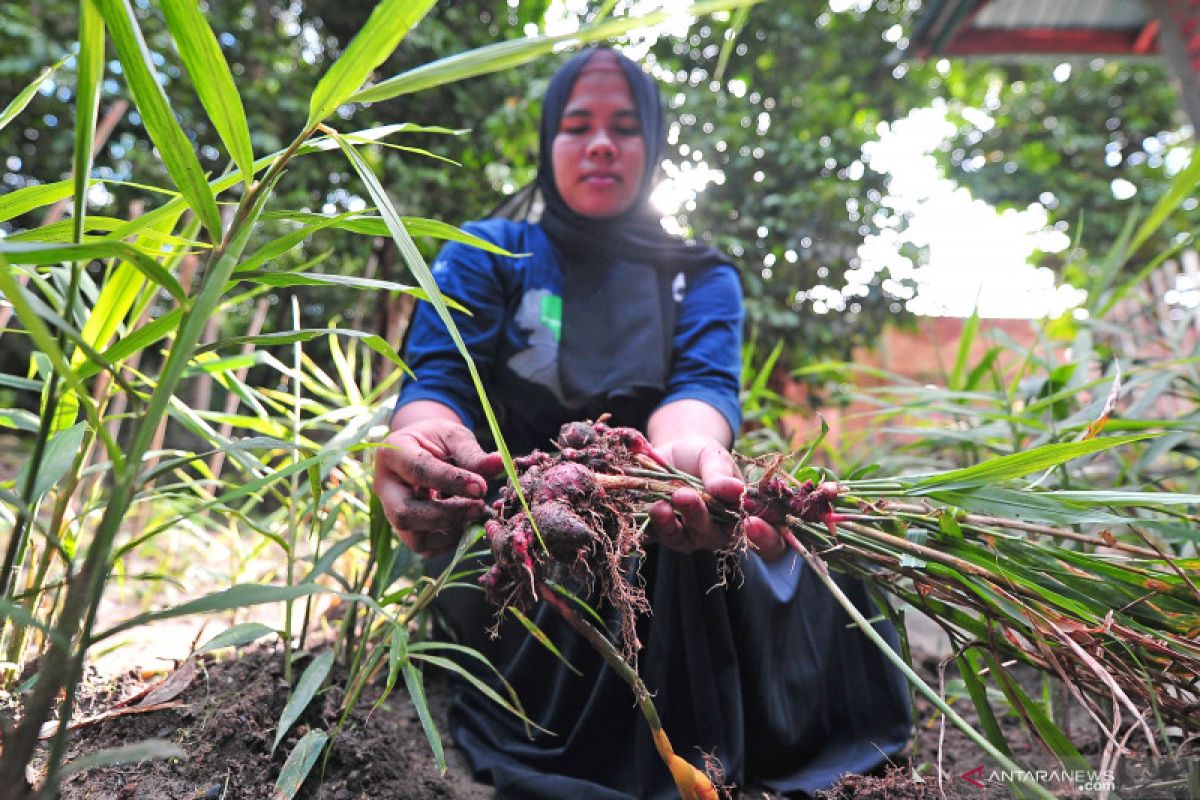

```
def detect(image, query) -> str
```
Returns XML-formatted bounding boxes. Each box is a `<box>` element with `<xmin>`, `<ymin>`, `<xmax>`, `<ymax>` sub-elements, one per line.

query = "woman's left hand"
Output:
<box><xmin>648</xmin><ymin>434</ymin><xmax>786</xmax><ymax>560</ymax></box>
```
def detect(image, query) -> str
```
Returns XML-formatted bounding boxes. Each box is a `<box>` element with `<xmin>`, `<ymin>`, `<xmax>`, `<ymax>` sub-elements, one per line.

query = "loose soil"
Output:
<box><xmin>24</xmin><ymin>637</ymin><xmax>1188</xmax><ymax>800</ymax></box>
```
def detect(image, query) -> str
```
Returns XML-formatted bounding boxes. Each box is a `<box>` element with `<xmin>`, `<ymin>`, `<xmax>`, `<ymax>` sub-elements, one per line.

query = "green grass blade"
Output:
<box><xmin>0</xmin><ymin>240</ymin><xmax>187</xmax><ymax>304</ymax></box>
<box><xmin>74</xmin><ymin>0</ymin><xmax>106</xmax><ymax>244</ymax></box>
<box><xmin>58</xmin><ymin>740</ymin><xmax>184</xmax><ymax>779</ymax></box>
<box><xmin>713</xmin><ymin>4</ymin><xmax>751</xmax><ymax>81</ymax></box>
<box><xmin>5</xmin><ymin>216</ymin><xmax>203</xmax><ymax>249</ymax></box>
<box><xmin>408</xmin><ymin>652</ymin><xmax>547</xmax><ymax>733</ymax></box>
<box><xmin>13</xmin><ymin>422</ymin><xmax>85</xmax><ymax>506</ymax></box>
<box><xmin>1128</xmin><ymin>145</ymin><xmax>1199</xmax><ymax>255</ymax></box>
<box><xmin>232</xmin><ymin>271</ymin><xmax>456</xmax><ymax>309</ymax></box>
<box><xmin>196</xmin><ymin>622</ymin><xmax>277</xmax><ymax>654</ymax></box>
<box><xmin>196</xmin><ymin>328</ymin><xmax>411</xmax><ymax>374</ymax></box>
<box><xmin>0</xmin><ymin>180</ymin><xmax>80</xmax><ymax>224</ymax></box>
<box><xmin>949</xmin><ymin>305</ymin><xmax>980</xmax><ymax>391</ymax></box>
<box><xmin>301</xmin><ymin>533</ymin><xmax>366</xmax><ymax>584</ymax></box>
<box><xmin>956</xmin><ymin>650</ymin><xmax>1016</xmax><ymax>761</ymax></box>
<box><xmin>402</xmin><ymin>662</ymin><xmax>446</xmax><ymax>773</ymax></box>
<box><xmin>273</xmin><ymin>651</ymin><xmax>333</xmax><ymax>753</ymax></box>
<box><xmin>986</xmin><ymin>651</ymin><xmax>1092</xmax><ymax>776</ymax></box>
<box><xmin>331</xmin><ymin>130</ymin><xmax>532</xmax><ymax>535</ymax></box>
<box><xmin>96</xmin><ymin>0</ymin><xmax>222</xmax><ymax>236</ymax></box>
<box><xmin>308</xmin><ymin>0</ymin><xmax>436</xmax><ymax>125</ymax></box>
<box><xmin>273</xmin><ymin>728</ymin><xmax>328</xmax><ymax>800</ymax></box>
<box><xmin>0</xmin><ymin>55</ymin><xmax>69</xmax><ymax>132</ymax></box>
<box><xmin>235</xmin><ymin>211</ymin><xmax>359</xmax><ymax>273</ymax></box>
<box><xmin>161</xmin><ymin>0</ymin><xmax>254</xmax><ymax>182</ymax></box>
<box><xmin>93</xmin><ymin>583</ymin><xmax>327</xmax><ymax>641</ymax></box>
<box><xmin>351</xmin><ymin>0</ymin><xmax>761</xmax><ymax>104</ymax></box>
<box><xmin>1042</xmin><ymin>490</ymin><xmax>1200</xmax><ymax>507</ymax></box>
<box><xmin>925</xmin><ymin>487</ymin><xmax>1126</xmax><ymax>526</ymax></box>
<box><xmin>911</xmin><ymin>434</ymin><xmax>1154</xmax><ymax>492</ymax></box>
<box><xmin>262</xmin><ymin>211</ymin><xmax>522</xmax><ymax>256</ymax></box>
<box><xmin>77</xmin><ymin>307</ymin><xmax>182</xmax><ymax>381</ymax></box>
<box><xmin>77</xmin><ymin>209</ymin><xmax>187</xmax><ymax>360</ymax></box>
<box><xmin>0</xmin><ymin>259</ymin><xmax>95</xmax><ymax>413</ymax></box>
<box><xmin>508</xmin><ymin>607</ymin><xmax>581</xmax><ymax>676</ymax></box>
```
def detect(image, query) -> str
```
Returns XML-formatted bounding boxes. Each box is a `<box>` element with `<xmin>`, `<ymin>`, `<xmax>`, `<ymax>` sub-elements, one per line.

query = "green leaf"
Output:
<box><xmin>508</xmin><ymin>607</ymin><xmax>581</xmax><ymax>676</ymax></box>
<box><xmin>59</xmin><ymin>739</ymin><xmax>184</xmax><ymax>779</ymax></box>
<box><xmin>927</xmin><ymin>487</ymin><xmax>1126</xmax><ymax>526</ymax></box>
<box><xmin>196</xmin><ymin>328</ymin><xmax>411</xmax><ymax>374</ymax></box>
<box><xmin>0</xmin><ymin>55</ymin><xmax>69</xmax><ymax>133</ymax></box>
<box><xmin>351</xmin><ymin>0</ymin><xmax>761</xmax><ymax>105</ymax></box>
<box><xmin>308</xmin><ymin>0</ymin><xmax>437</xmax><ymax>125</ymax></box>
<box><xmin>7</xmin><ymin>216</ymin><xmax>204</xmax><ymax>250</ymax></box>
<box><xmin>161</xmin><ymin>0</ymin><xmax>254</xmax><ymax>182</ymax></box>
<box><xmin>196</xmin><ymin>622</ymin><xmax>277</xmax><ymax>654</ymax></box>
<box><xmin>232</xmin><ymin>270</ymin><xmax>450</xmax><ymax>305</ymax></box>
<box><xmin>949</xmin><ymin>305</ymin><xmax>980</xmax><ymax>391</ymax></box>
<box><xmin>0</xmin><ymin>408</ymin><xmax>40</xmax><ymax>432</ymax></box>
<box><xmin>14</xmin><ymin>422</ymin><xmax>85</xmax><ymax>506</ymax></box>
<box><xmin>402</xmin><ymin>662</ymin><xmax>446</xmax><ymax>773</ymax></box>
<box><xmin>332</xmin><ymin>131</ymin><xmax>525</xmax><ymax>540</ymax></box>
<box><xmin>409</xmin><ymin>652</ymin><xmax>547</xmax><ymax>733</ymax></box>
<box><xmin>74</xmin><ymin>0</ymin><xmax>106</xmax><ymax>244</ymax></box>
<box><xmin>0</xmin><ymin>598</ymin><xmax>69</xmax><ymax>649</ymax></box>
<box><xmin>714</xmin><ymin>5</ymin><xmax>751</xmax><ymax>81</ymax></box>
<box><xmin>0</xmin><ymin>259</ymin><xmax>94</xmax><ymax>412</ymax></box>
<box><xmin>0</xmin><ymin>375</ymin><xmax>42</xmax><ymax>393</ymax></box>
<box><xmin>1042</xmin><ymin>490</ymin><xmax>1200</xmax><ymax>507</ymax></box>
<box><xmin>987</xmin><ymin>652</ymin><xmax>1092</xmax><ymax>776</ymax></box>
<box><xmin>0</xmin><ymin>240</ymin><xmax>187</xmax><ymax>304</ymax></box>
<box><xmin>956</xmin><ymin>650</ymin><xmax>1016</xmax><ymax>762</ymax></box>
<box><xmin>301</xmin><ymin>533</ymin><xmax>366</xmax><ymax>583</ymax></box>
<box><xmin>1128</xmin><ymin>145</ymin><xmax>1200</xmax><ymax>254</ymax></box>
<box><xmin>77</xmin><ymin>207</ymin><xmax>188</xmax><ymax>357</ymax></box>
<box><xmin>937</xmin><ymin>509</ymin><xmax>964</xmax><ymax>540</ymax></box>
<box><xmin>235</xmin><ymin>211</ymin><xmax>359</xmax><ymax>273</ymax></box>
<box><xmin>273</xmin><ymin>651</ymin><xmax>334</xmax><ymax>753</ymax></box>
<box><xmin>95</xmin><ymin>0</ymin><xmax>222</xmax><ymax>236</ymax></box>
<box><xmin>911</xmin><ymin>434</ymin><xmax>1153</xmax><ymax>492</ymax></box>
<box><xmin>262</xmin><ymin>211</ymin><xmax>522</xmax><ymax>257</ymax></box>
<box><xmin>272</xmin><ymin>728</ymin><xmax>328</xmax><ymax>800</ymax></box>
<box><xmin>94</xmin><ymin>583</ymin><xmax>327</xmax><ymax>641</ymax></box>
<box><xmin>0</xmin><ymin>180</ymin><xmax>80</xmax><ymax>224</ymax></box>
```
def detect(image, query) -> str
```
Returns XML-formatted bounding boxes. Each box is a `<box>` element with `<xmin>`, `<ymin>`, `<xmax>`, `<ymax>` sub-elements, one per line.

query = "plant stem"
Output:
<box><xmin>876</xmin><ymin>501</ymin><xmax>1162</xmax><ymax>558</ymax></box>
<box><xmin>536</xmin><ymin>582</ymin><xmax>715</xmax><ymax>800</ymax></box>
<box><xmin>0</xmin><ymin>130</ymin><xmax>315</xmax><ymax>795</ymax></box>
<box><xmin>777</xmin><ymin>528</ymin><xmax>1058</xmax><ymax>800</ymax></box>
<box><xmin>284</xmin><ymin>294</ymin><xmax>302</xmax><ymax>683</ymax></box>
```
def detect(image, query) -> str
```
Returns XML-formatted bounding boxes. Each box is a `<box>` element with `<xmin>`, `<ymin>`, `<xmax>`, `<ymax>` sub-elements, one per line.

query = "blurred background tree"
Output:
<box><xmin>2</xmin><ymin>0</ymin><xmax>1194</xmax><ymax>388</ymax></box>
<box><xmin>937</xmin><ymin>58</ymin><xmax>1194</xmax><ymax>279</ymax></box>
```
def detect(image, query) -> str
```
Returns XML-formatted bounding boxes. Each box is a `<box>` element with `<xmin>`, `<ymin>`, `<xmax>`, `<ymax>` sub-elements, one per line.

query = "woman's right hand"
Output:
<box><xmin>373</xmin><ymin>412</ymin><xmax>504</xmax><ymax>558</ymax></box>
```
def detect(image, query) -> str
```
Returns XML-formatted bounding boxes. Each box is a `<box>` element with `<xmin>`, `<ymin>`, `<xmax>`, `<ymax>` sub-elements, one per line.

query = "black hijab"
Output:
<box><xmin>527</xmin><ymin>47</ymin><xmax>729</xmax><ymax>425</ymax></box>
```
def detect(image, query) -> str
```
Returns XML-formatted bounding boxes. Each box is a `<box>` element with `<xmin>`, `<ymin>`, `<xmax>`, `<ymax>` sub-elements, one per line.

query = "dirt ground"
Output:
<box><xmin>24</xmin><ymin>632</ymin><xmax>1191</xmax><ymax>800</ymax></box>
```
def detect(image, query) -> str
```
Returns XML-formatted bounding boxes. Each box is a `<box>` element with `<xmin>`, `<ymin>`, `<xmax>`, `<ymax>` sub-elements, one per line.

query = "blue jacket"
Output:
<box><xmin>396</xmin><ymin>218</ymin><xmax>743</xmax><ymax>453</ymax></box>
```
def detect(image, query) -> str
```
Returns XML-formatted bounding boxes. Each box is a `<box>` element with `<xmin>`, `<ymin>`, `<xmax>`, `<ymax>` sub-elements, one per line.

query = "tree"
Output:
<box><xmin>935</xmin><ymin>57</ymin><xmax>1196</xmax><ymax>275</ymax></box>
<box><xmin>3</xmin><ymin>0</ymin><xmax>1191</xmax><ymax>380</ymax></box>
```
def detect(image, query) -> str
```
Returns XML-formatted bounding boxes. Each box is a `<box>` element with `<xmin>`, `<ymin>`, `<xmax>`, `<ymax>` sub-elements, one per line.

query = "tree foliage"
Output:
<box><xmin>1</xmin><ymin>0</ymin><xmax>1194</xmax><ymax>379</ymax></box>
<box><xmin>935</xmin><ymin>57</ymin><xmax>1196</xmax><ymax>274</ymax></box>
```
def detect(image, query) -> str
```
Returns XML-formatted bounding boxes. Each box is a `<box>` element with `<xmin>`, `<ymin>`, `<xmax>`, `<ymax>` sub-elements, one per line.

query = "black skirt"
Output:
<box><xmin>430</xmin><ymin>547</ymin><xmax>913</xmax><ymax>799</ymax></box>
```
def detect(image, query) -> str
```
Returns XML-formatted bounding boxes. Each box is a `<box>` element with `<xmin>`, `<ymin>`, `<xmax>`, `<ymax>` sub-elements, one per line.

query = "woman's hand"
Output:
<box><xmin>647</xmin><ymin>433</ymin><xmax>786</xmax><ymax>561</ymax></box>
<box><xmin>373</xmin><ymin>413</ymin><xmax>504</xmax><ymax>558</ymax></box>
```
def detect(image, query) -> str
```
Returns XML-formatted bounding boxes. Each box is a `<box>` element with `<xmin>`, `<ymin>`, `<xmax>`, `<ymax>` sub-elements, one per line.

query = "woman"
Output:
<box><xmin>374</xmin><ymin>47</ymin><xmax>911</xmax><ymax>799</ymax></box>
